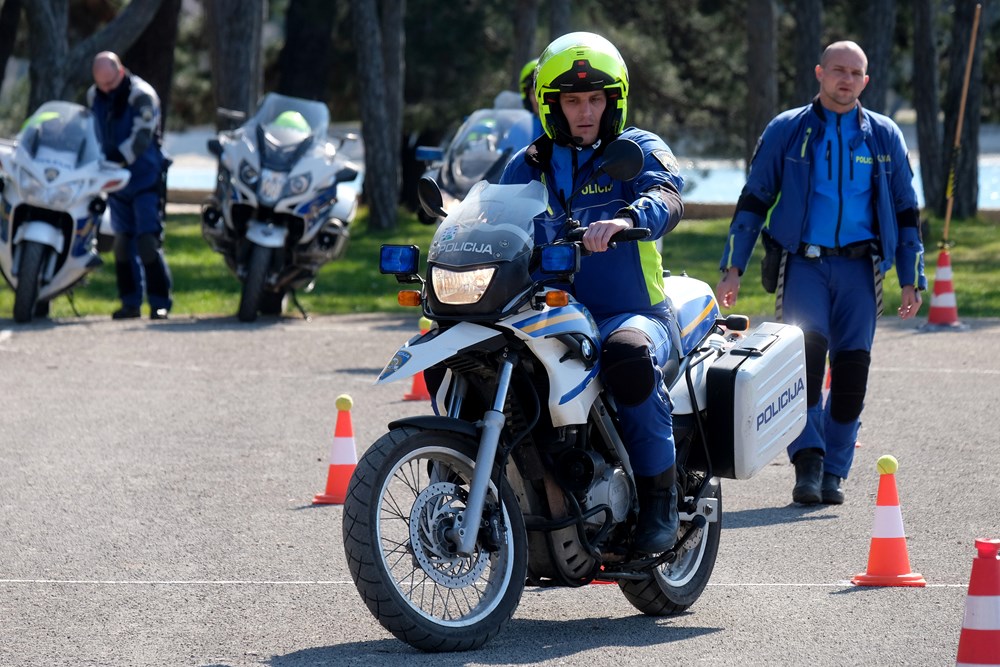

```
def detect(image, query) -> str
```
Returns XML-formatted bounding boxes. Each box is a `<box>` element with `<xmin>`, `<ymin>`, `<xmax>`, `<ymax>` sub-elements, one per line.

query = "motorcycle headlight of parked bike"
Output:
<box><xmin>239</xmin><ymin>160</ymin><xmax>259</xmax><ymax>187</ymax></box>
<box><xmin>18</xmin><ymin>168</ymin><xmax>44</xmax><ymax>204</ymax></box>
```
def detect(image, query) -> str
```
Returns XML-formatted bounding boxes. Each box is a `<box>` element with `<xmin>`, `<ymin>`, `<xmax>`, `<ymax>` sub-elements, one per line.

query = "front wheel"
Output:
<box><xmin>13</xmin><ymin>241</ymin><xmax>49</xmax><ymax>323</ymax></box>
<box><xmin>619</xmin><ymin>478</ymin><xmax>722</xmax><ymax>615</ymax></box>
<box><xmin>237</xmin><ymin>243</ymin><xmax>272</xmax><ymax>322</ymax></box>
<box><xmin>342</xmin><ymin>427</ymin><xmax>527</xmax><ymax>652</ymax></box>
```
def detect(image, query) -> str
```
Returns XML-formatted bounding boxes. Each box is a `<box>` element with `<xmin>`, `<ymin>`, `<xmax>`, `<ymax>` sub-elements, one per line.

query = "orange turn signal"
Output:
<box><xmin>545</xmin><ymin>290</ymin><xmax>569</xmax><ymax>307</ymax></box>
<box><xmin>397</xmin><ymin>290</ymin><xmax>422</xmax><ymax>307</ymax></box>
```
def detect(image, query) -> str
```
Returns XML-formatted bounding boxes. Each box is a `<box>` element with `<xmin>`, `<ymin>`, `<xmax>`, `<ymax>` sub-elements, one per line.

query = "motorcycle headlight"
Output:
<box><xmin>239</xmin><ymin>160</ymin><xmax>259</xmax><ymax>186</ymax></box>
<box><xmin>50</xmin><ymin>181</ymin><xmax>83</xmax><ymax>209</ymax></box>
<box><xmin>431</xmin><ymin>266</ymin><xmax>496</xmax><ymax>305</ymax></box>
<box><xmin>283</xmin><ymin>173</ymin><xmax>311</xmax><ymax>197</ymax></box>
<box><xmin>18</xmin><ymin>168</ymin><xmax>44</xmax><ymax>201</ymax></box>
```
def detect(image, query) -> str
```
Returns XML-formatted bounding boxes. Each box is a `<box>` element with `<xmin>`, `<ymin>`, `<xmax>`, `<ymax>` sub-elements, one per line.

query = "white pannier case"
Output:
<box><xmin>707</xmin><ymin>322</ymin><xmax>807</xmax><ymax>480</ymax></box>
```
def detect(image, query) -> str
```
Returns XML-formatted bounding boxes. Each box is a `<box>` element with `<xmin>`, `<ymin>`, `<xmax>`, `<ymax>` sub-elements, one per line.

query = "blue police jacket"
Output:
<box><xmin>87</xmin><ymin>71</ymin><xmax>165</xmax><ymax>193</ymax></box>
<box><xmin>500</xmin><ymin>128</ymin><xmax>685</xmax><ymax>321</ymax></box>
<box><xmin>720</xmin><ymin>99</ymin><xmax>926</xmax><ymax>289</ymax></box>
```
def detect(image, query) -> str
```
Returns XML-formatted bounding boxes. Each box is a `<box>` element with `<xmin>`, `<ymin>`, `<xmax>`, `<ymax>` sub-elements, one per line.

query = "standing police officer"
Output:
<box><xmin>88</xmin><ymin>52</ymin><xmax>173</xmax><ymax>320</ymax></box>
<box><xmin>501</xmin><ymin>32</ymin><xmax>686</xmax><ymax>554</ymax></box>
<box><xmin>715</xmin><ymin>41</ymin><xmax>926</xmax><ymax>505</ymax></box>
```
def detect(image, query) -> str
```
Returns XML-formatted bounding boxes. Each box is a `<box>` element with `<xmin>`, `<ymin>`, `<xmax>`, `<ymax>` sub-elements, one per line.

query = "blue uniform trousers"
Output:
<box><xmin>109</xmin><ymin>170</ymin><xmax>172</xmax><ymax>311</ymax></box>
<box><xmin>598</xmin><ymin>312</ymin><xmax>676</xmax><ymax>477</ymax></box>
<box><xmin>782</xmin><ymin>254</ymin><xmax>876</xmax><ymax>478</ymax></box>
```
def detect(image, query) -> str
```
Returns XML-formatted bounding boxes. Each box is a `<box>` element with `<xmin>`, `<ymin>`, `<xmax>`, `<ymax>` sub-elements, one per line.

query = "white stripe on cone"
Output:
<box><xmin>871</xmin><ymin>505</ymin><xmax>906</xmax><ymax>539</ymax></box>
<box><xmin>930</xmin><ymin>292</ymin><xmax>957</xmax><ymax>308</ymax></box>
<box><xmin>962</xmin><ymin>595</ymin><xmax>1000</xmax><ymax>631</ymax></box>
<box><xmin>328</xmin><ymin>436</ymin><xmax>357</xmax><ymax>465</ymax></box>
<box><xmin>935</xmin><ymin>265</ymin><xmax>953</xmax><ymax>280</ymax></box>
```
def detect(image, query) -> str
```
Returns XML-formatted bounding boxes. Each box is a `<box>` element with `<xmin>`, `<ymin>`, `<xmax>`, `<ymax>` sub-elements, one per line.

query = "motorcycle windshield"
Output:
<box><xmin>18</xmin><ymin>101</ymin><xmax>102</xmax><ymax>169</ymax></box>
<box><xmin>428</xmin><ymin>180</ymin><xmax>546</xmax><ymax>266</ymax></box>
<box><xmin>441</xmin><ymin>108</ymin><xmax>534</xmax><ymax>197</ymax></box>
<box><xmin>247</xmin><ymin>93</ymin><xmax>331</xmax><ymax>172</ymax></box>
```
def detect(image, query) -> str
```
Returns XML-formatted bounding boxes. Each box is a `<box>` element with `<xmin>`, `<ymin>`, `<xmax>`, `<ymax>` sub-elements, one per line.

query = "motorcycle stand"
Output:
<box><xmin>290</xmin><ymin>290</ymin><xmax>310</xmax><ymax>321</ymax></box>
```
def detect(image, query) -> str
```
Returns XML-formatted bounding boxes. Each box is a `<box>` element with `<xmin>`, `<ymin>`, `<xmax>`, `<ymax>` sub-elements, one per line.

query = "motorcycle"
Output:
<box><xmin>342</xmin><ymin>138</ymin><xmax>809</xmax><ymax>651</ymax></box>
<box><xmin>414</xmin><ymin>106</ymin><xmax>534</xmax><ymax>224</ymax></box>
<box><xmin>0</xmin><ymin>101</ymin><xmax>131</xmax><ymax>323</ymax></box>
<box><xmin>201</xmin><ymin>93</ymin><xmax>362</xmax><ymax>322</ymax></box>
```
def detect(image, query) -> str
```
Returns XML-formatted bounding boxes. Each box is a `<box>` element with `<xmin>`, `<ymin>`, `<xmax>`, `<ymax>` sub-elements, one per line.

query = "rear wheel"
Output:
<box><xmin>619</xmin><ymin>478</ymin><xmax>721</xmax><ymax>615</ymax></box>
<box><xmin>342</xmin><ymin>427</ymin><xmax>527</xmax><ymax>651</ymax></box>
<box><xmin>13</xmin><ymin>241</ymin><xmax>48</xmax><ymax>323</ymax></box>
<box><xmin>237</xmin><ymin>243</ymin><xmax>272</xmax><ymax>322</ymax></box>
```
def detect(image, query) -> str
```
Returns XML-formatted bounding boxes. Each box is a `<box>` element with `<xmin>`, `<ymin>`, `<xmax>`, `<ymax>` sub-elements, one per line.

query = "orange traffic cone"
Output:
<box><xmin>921</xmin><ymin>248</ymin><xmax>968</xmax><ymax>331</ymax></box>
<box><xmin>403</xmin><ymin>317</ymin><xmax>433</xmax><ymax>401</ymax></box>
<box><xmin>956</xmin><ymin>538</ymin><xmax>1000</xmax><ymax>667</ymax></box>
<box><xmin>313</xmin><ymin>394</ymin><xmax>357</xmax><ymax>505</ymax></box>
<box><xmin>852</xmin><ymin>455</ymin><xmax>926</xmax><ymax>587</ymax></box>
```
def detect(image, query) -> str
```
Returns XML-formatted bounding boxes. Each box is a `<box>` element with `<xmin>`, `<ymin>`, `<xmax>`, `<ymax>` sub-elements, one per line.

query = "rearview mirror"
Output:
<box><xmin>599</xmin><ymin>138</ymin><xmax>644</xmax><ymax>182</ymax></box>
<box><xmin>417</xmin><ymin>176</ymin><xmax>447</xmax><ymax>220</ymax></box>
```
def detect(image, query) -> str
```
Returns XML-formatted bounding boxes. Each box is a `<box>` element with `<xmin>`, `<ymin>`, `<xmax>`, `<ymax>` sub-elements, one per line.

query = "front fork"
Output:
<box><xmin>447</xmin><ymin>351</ymin><xmax>517</xmax><ymax>557</ymax></box>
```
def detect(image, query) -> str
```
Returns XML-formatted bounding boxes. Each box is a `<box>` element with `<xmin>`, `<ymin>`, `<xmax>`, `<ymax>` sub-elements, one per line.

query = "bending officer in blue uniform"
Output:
<box><xmin>501</xmin><ymin>32</ymin><xmax>685</xmax><ymax>554</ymax></box>
<box><xmin>88</xmin><ymin>52</ymin><xmax>173</xmax><ymax>320</ymax></box>
<box><xmin>715</xmin><ymin>41</ymin><xmax>926</xmax><ymax>505</ymax></box>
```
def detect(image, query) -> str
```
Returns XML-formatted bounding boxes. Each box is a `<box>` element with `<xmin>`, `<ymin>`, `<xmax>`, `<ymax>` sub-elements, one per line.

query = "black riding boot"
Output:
<box><xmin>634</xmin><ymin>466</ymin><xmax>680</xmax><ymax>554</ymax></box>
<box><xmin>792</xmin><ymin>448</ymin><xmax>824</xmax><ymax>504</ymax></box>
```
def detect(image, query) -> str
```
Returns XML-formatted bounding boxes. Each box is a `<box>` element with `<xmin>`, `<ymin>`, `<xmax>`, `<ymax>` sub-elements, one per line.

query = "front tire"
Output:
<box><xmin>619</xmin><ymin>478</ymin><xmax>722</xmax><ymax>615</ymax></box>
<box><xmin>342</xmin><ymin>427</ymin><xmax>527</xmax><ymax>652</ymax></box>
<box><xmin>13</xmin><ymin>241</ymin><xmax>48</xmax><ymax>323</ymax></box>
<box><xmin>237</xmin><ymin>243</ymin><xmax>272</xmax><ymax>322</ymax></box>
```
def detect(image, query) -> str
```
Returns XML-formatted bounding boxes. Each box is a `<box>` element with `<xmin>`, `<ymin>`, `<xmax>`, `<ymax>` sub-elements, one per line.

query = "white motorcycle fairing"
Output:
<box><xmin>244</xmin><ymin>220</ymin><xmax>288</xmax><ymax>248</ymax></box>
<box><xmin>376</xmin><ymin>321</ymin><xmax>504</xmax><ymax>385</ymax></box>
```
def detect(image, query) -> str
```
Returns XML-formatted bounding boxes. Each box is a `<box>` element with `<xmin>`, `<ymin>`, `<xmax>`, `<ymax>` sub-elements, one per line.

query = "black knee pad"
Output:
<box><xmin>829</xmin><ymin>349</ymin><xmax>871</xmax><ymax>422</ymax></box>
<box><xmin>803</xmin><ymin>331</ymin><xmax>829</xmax><ymax>407</ymax></box>
<box><xmin>136</xmin><ymin>233</ymin><xmax>163</xmax><ymax>264</ymax></box>
<box><xmin>601</xmin><ymin>328</ymin><xmax>655</xmax><ymax>407</ymax></box>
<box><xmin>112</xmin><ymin>234</ymin><xmax>131</xmax><ymax>262</ymax></box>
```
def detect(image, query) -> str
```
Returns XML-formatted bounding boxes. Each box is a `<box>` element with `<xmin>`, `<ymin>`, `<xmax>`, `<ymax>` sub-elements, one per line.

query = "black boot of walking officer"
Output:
<box><xmin>634</xmin><ymin>465</ymin><xmax>680</xmax><ymax>554</ymax></box>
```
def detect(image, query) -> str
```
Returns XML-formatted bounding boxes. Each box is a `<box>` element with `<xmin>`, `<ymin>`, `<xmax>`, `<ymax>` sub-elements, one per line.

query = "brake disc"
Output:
<box><xmin>408</xmin><ymin>482</ymin><xmax>490</xmax><ymax>588</ymax></box>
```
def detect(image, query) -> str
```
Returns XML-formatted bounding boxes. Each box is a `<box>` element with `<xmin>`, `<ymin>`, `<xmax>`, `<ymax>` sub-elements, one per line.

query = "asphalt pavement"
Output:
<box><xmin>1</xmin><ymin>312</ymin><xmax>998</xmax><ymax>666</ymax></box>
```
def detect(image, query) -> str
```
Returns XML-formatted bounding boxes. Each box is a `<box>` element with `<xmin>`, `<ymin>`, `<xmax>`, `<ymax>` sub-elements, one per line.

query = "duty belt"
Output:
<box><xmin>799</xmin><ymin>241</ymin><xmax>873</xmax><ymax>260</ymax></box>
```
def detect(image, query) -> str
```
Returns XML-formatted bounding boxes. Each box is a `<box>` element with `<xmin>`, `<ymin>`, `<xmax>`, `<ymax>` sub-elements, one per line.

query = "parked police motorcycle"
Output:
<box><xmin>0</xmin><ymin>101</ymin><xmax>130</xmax><ymax>323</ymax></box>
<box><xmin>201</xmin><ymin>93</ymin><xmax>361</xmax><ymax>321</ymax></box>
<box><xmin>342</xmin><ymin>139</ymin><xmax>808</xmax><ymax>651</ymax></box>
<box><xmin>414</xmin><ymin>106</ymin><xmax>534</xmax><ymax>224</ymax></box>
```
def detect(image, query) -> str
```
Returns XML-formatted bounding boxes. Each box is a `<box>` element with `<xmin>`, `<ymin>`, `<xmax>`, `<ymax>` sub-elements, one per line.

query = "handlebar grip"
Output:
<box><xmin>611</xmin><ymin>228</ymin><xmax>651</xmax><ymax>242</ymax></box>
<box><xmin>565</xmin><ymin>226</ymin><xmax>650</xmax><ymax>243</ymax></box>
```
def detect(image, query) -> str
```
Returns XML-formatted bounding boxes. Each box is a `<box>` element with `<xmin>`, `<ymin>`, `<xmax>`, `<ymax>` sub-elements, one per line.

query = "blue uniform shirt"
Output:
<box><xmin>805</xmin><ymin>109</ymin><xmax>875</xmax><ymax>248</ymax></box>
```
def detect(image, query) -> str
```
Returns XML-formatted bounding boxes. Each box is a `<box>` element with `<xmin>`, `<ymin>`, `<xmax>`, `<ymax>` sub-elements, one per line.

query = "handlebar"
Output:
<box><xmin>565</xmin><ymin>225</ymin><xmax>651</xmax><ymax>248</ymax></box>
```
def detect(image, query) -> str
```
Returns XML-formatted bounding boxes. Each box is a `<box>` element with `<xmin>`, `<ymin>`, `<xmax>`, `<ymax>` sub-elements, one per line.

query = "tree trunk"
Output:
<box><xmin>351</xmin><ymin>0</ymin><xmax>398</xmax><ymax>231</ymax></box>
<box><xmin>793</xmin><ymin>0</ymin><xmax>822</xmax><ymax>104</ymax></box>
<box><xmin>277</xmin><ymin>0</ymin><xmax>337</xmax><ymax>100</ymax></box>
<box><xmin>912</xmin><ymin>0</ymin><xmax>943</xmax><ymax>215</ymax></box>
<box><xmin>940</xmin><ymin>0</ymin><xmax>983</xmax><ymax>220</ymax></box>
<box><xmin>745</xmin><ymin>0</ymin><xmax>777</xmax><ymax>171</ymax></box>
<box><xmin>0</xmin><ymin>0</ymin><xmax>22</xmax><ymax>97</ymax></box>
<box><xmin>549</xmin><ymin>0</ymin><xmax>570</xmax><ymax>41</ymax></box>
<box><xmin>512</xmin><ymin>0</ymin><xmax>539</xmax><ymax>90</ymax></box>
<box><xmin>381</xmin><ymin>0</ymin><xmax>405</xmax><ymax>189</ymax></box>
<box><xmin>861</xmin><ymin>0</ymin><xmax>895</xmax><ymax>114</ymax></box>
<box><xmin>205</xmin><ymin>0</ymin><xmax>265</xmax><ymax>122</ymax></box>
<box><xmin>124</xmin><ymin>0</ymin><xmax>182</xmax><ymax>127</ymax></box>
<box><xmin>23</xmin><ymin>0</ymin><xmax>164</xmax><ymax>112</ymax></box>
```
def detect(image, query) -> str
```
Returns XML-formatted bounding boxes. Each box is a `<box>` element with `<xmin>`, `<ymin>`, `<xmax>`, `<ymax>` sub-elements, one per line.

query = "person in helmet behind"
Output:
<box><xmin>500</xmin><ymin>32</ymin><xmax>686</xmax><ymax>555</ymax></box>
<box><xmin>518</xmin><ymin>57</ymin><xmax>543</xmax><ymax>139</ymax></box>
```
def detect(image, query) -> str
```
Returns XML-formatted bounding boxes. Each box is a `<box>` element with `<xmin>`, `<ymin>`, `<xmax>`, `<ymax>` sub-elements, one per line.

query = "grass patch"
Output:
<box><xmin>2</xmin><ymin>208</ymin><xmax>998</xmax><ymax>319</ymax></box>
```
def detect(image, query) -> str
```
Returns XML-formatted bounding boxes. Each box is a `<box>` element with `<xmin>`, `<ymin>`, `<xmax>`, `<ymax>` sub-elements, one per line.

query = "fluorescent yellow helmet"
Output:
<box><xmin>535</xmin><ymin>32</ymin><xmax>629</xmax><ymax>145</ymax></box>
